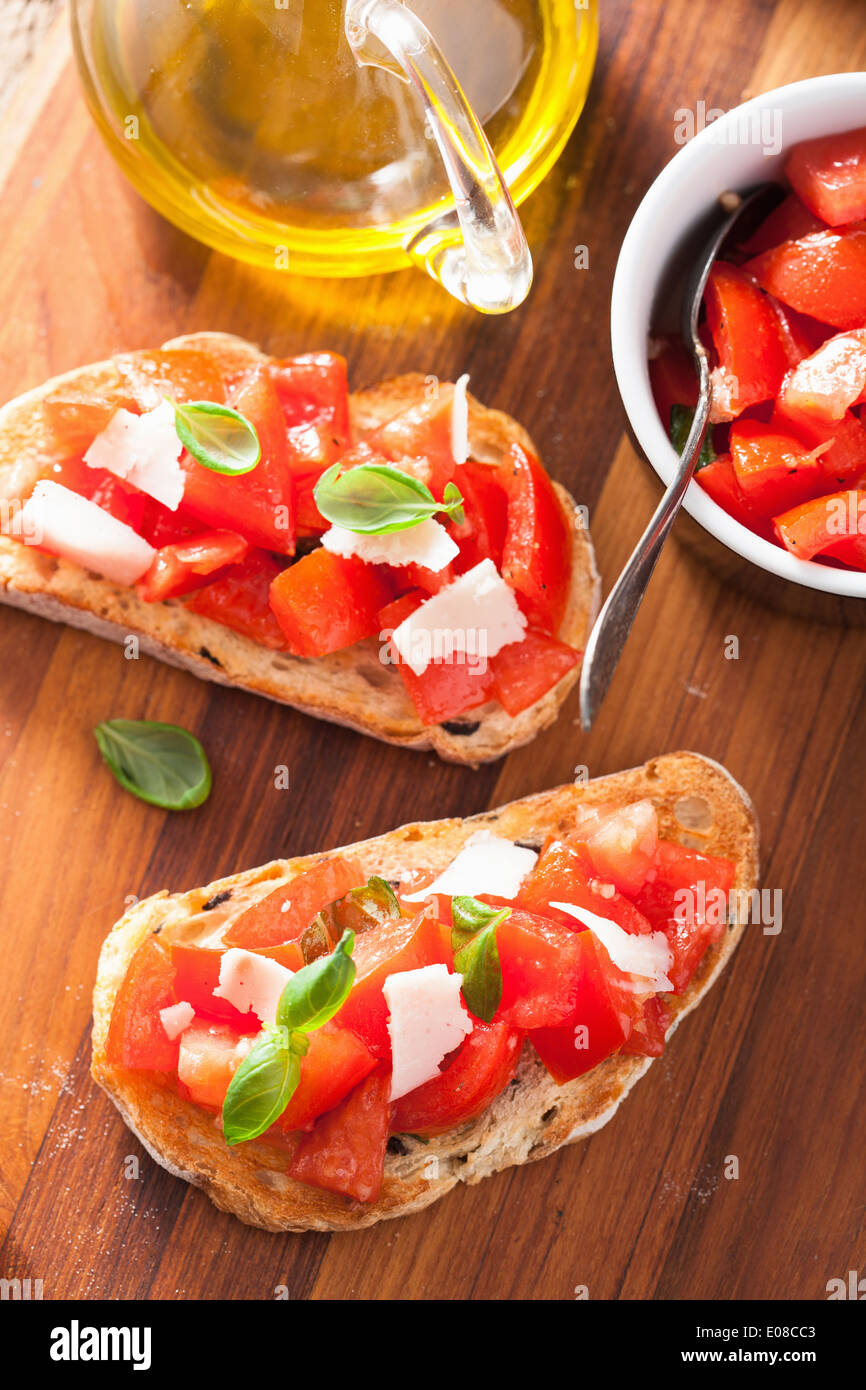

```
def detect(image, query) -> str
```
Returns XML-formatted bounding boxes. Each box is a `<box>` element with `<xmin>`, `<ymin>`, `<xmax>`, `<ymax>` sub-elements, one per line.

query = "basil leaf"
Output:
<box><xmin>451</xmin><ymin>895</ymin><xmax>511</xmax><ymax>952</ymax></box>
<box><xmin>313</xmin><ymin>462</ymin><xmax>465</xmax><ymax>535</ymax></box>
<box><xmin>93</xmin><ymin>719</ymin><xmax>211</xmax><ymax>810</ymax></box>
<box><xmin>169</xmin><ymin>398</ymin><xmax>261</xmax><ymax>476</ymax></box>
<box><xmin>669</xmin><ymin>403</ymin><xmax>715</xmax><ymax>471</ymax></box>
<box><xmin>276</xmin><ymin>929</ymin><xmax>356</xmax><ymax>1033</ymax></box>
<box><xmin>222</xmin><ymin>1026</ymin><xmax>300</xmax><ymax>1146</ymax></box>
<box><xmin>442</xmin><ymin>480</ymin><xmax>466</xmax><ymax>527</ymax></box>
<box><xmin>454</xmin><ymin>924</ymin><xmax>502</xmax><ymax>1023</ymax></box>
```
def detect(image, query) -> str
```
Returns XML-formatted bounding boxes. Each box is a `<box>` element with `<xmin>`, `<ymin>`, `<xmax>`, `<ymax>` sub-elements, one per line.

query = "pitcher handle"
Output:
<box><xmin>345</xmin><ymin>0</ymin><xmax>533</xmax><ymax>314</ymax></box>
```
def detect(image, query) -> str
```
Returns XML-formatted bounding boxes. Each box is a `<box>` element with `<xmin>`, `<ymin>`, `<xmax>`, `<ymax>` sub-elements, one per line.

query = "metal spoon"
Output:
<box><xmin>579</xmin><ymin>185</ymin><xmax>777</xmax><ymax>731</ymax></box>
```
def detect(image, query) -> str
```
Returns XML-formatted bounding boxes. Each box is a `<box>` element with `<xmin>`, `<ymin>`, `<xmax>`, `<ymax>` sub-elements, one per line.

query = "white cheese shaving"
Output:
<box><xmin>384</xmin><ymin>964</ymin><xmax>473</xmax><ymax>1100</ymax></box>
<box><xmin>550</xmin><ymin>902</ymin><xmax>673</xmax><ymax>991</ymax></box>
<box><xmin>403</xmin><ymin>831</ymin><xmax>537</xmax><ymax>902</ymax></box>
<box><xmin>391</xmin><ymin>558</ymin><xmax>527</xmax><ymax>677</ymax></box>
<box><xmin>213</xmin><ymin>948</ymin><xmax>294</xmax><ymax>1026</ymax></box>
<box><xmin>84</xmin><ymin>400</ymin><xmax>185</xmax><ymax>510</ymax></box>
<box><xmin>451</xmin><ymin>373</ymin><xmax>470</xmax><ymax>464</ymax></box>
<box><xmin>321</xmin><ymin>517</ymin><xmax>458</xmax><ymax>573</ymax></box>
<box><xmin>159</xmin><ymin>1000</ymin><xmax>195</xmax><ymax>1041</ymax></box>
<box><xmin>16</xmin><ymin>480</ymin><xmax>156</xmax><ymax>585</ymax></box>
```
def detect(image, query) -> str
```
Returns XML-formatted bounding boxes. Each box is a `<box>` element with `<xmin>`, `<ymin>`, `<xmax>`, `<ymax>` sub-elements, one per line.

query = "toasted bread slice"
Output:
<box><xmin>91</xmin><ymin>751</ymin><xmax>758</xmax><ymax>1232</ymax></box>
<box><xmin>0</xmin><ymin>332</ymin><xmax>600</xmax><ymax>764</ymax></box>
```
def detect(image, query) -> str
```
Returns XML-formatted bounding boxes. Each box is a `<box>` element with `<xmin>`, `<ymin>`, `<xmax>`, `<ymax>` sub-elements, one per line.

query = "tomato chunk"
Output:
<box><xmin>391</xmin><ymin>1020</ymin><xmax>523</xmax><ymax>1137</ymax></box>
<box><xmin>274</xmin><ymin>1023</ymin><xmax>377</xmax><ymax>1133</ymax></box>
<box><xmin>728</xmin><ymin>419</ymin><xmax>828</xmax><ymax>516</ymax></box>
<box><xmin>772</xmin><ymin>405</ymin><xmax>866</xmax><ymax>485</ymax></box>
<box><xmin>365</xmin><ymin>387</ymin><xmax>461</xmax><ymax>500</ymax></box>
<box><xmin>269</xmin><ymin>549</ymin><xmax>393</xmax><ymax>657</ymax></box>
<box><xmin>779</xmin><ymin>329</ymin><xmax>866</xmax><ymax>424</ymax></box>
<box><xmin>773</xmin><ymin>489</ymin><xmax>866</xmax><ymax>568</ymax></box>
<box><xmin>185</xmin><ymin>549</ymin><xmax>289</xmax><ymax>649</ymax></box>
<box><xmin>703</xmin><ymin>262</ymin><xmax>790</xmax><ymax>418</ymax></box>
<box><xmin>378</xmin><ymin>590</ymin><xmax>495</xmax><ymax>726</ymax></box>
<box><xmin>136</xmin><ymin>530</ymin><xmax>249</xmax><ymax>603</ymax></box>
<box><xmin>337</xmin><ymin>910</ymin><xmax>450</xmax><ymax>1057</ymax></box>
<box><xmin>649</xmin><ymin>334</ymin><xmax>699</xmax><ymax>427</ymax></box>
<box><xmin>489</xmin><ymin>629</ymin><xmax>580</xmax><ymax>717</ymax></box>
<box><xmin>105</xmin><ymin>936</ymin><xmax>179</xmax><ymax>1072</ymax></box>
<box><xmin>500</xmin><ymin>443</ymin><xmax>572</xmax><ymax>633</ymax></box>
<box><xmin>224</xmin><ymin>856</ymin><xmax>365</xmax><ymax>950</ymax></box>
<box><xmin>785</xmin><ymin>126</ymin><xmax>866</xmax><ymax>227</ymax></box>
<box><xmin>694</xmin><ymin>453</ymin><xmax>774</xmax><ymax>537</ymax></box>
<box><xmin>497</xmin><ymin>910</ymin><xmax>604</xmax><ymax>1029</ymax></box>
<box><xmin>632</xmin><ymin>841</ymin><xmax>736</xmax><ymax>994</ymax></box>
<box><xmin>745</xmin><ymin>230</ymin><xmax>866</xmax><ymax>331</ymax></box>
<box><xmin>180</xmin><ymin>365</ymin><xmax>296</xmax><ymax>554</ymax></box>
<box><xmin>621</xmin><ymin>994</ymin><xmax>672</xmax><ymax>1058</ymax></box>
<box><xmin>516</xmin><ymin>837</ymin><xmax>655</xmax><ymax>937</ymax></box>
<box><xmin>528</xmin><ymin>933</ymin><xmax>638</xmax><ymax>1082</ymax></box>
<box><xmin>177</xmin><ymin>1020</ymin><xmax>255</xmax><ymax>1110</ymax></box>
<box><xmin>449</xmin><ymin>461</ymin><xmax>509</xmax><ymax>572</ymax></box>
<box><xmin>170</xmin><ymin>943</ymin><xmax>252</xmax><ymax>1028</ymax></box>
<box><xmin>270</xmin><ymin>353</ymin><xmax>351</xmax><ymax>534</ymax></box>
<box><xmin>45</xmin><ymin>455</ymin><xmax>146</xmax><ymax>531</ymax></box>
<box><xmin>287</xmin><ymin>1067</ymin><xmax>393</xmax><ymax>1204</ymax></box>
<box><xmin>737</xmin><ymin>192</ymin><xmax>827</xmax><ymax>256</ymax></box>
<box><xmin>580</xmin><ymin>800</ymin><xmax>659</xmax><ymax>897</ymax></box>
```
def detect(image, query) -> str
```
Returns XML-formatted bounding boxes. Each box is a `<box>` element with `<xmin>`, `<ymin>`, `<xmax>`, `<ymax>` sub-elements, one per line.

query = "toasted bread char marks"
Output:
<box><xmin>91</xmin><ymin>752</ymin><xmax>759</xmax><ymax>1232</ymax></box>
<box><xmin>0</xmin><ymin>333</ymin><xmax>600</xmax><ymax>765</ymax></box>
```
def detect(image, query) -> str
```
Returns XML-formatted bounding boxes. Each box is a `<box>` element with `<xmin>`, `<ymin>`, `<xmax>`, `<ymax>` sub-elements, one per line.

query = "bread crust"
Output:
<box><xmin>0</xmin><ymin>332</ymin><xmax>600</xmax><ymax>764</ymax></box>
<box><xmin>91</xmin><ymin>752</ymin><xmax>759</xmax><ymax>1232</ymax></box>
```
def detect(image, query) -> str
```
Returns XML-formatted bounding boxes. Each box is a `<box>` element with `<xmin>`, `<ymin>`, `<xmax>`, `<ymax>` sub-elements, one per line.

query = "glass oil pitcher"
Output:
<box><xmin>71</xmin><ymin>0</ymin><xmax>598</xmax><ymax>313</ymax></box>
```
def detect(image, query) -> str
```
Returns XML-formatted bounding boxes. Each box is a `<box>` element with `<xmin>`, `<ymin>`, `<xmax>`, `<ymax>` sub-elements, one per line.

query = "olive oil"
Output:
<box><xmin>72</xmin><ymin>0</ymin><xmax>598</xmax><ymax>275</ymax></box>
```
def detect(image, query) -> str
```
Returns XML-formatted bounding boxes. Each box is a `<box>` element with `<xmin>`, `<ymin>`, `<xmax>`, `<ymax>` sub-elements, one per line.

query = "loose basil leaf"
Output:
<box><xmin>93</xmin><ymin>719</ymin><xmax>211</xmax><ymax>810</ymax></box>
<box><xmin>169</xmin><ymin>398</ymin><xmax>261</xmax><ymax>476</ymax></box>
<box><xmin>222</xmin><ymin>1027</ymin><xmax>300</xmax><ymax>1146</ymax></box>
<box><xmin>454</xmin><ymin>924</ymin><xmax>502</xmax><ymax>1024</ymax></box>
<box><xmin>313</xmin><ymin>462</ymin><xmax>465</xmax><ymax>535</ymax></box>
<box><xmin>451</xmin><ymin>895</ymin><xmax>511</xmax><ymax>952</ymax></box>
<box><xmin>669</xmin><ymin>403</ymin><xmax>715</xmax><ymax>471</ymax></box>
<box><xmin>276</xmin><ymin>929</ymin><xmax>356</xmax><ymax>1033</ymax></box>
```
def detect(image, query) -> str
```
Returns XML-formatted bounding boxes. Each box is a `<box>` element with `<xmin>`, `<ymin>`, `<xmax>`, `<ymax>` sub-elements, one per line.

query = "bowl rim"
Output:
<box><xmin>610</xmin><ymin>71</ymin><xmax>866</xmax><ymax>599</ymax></box>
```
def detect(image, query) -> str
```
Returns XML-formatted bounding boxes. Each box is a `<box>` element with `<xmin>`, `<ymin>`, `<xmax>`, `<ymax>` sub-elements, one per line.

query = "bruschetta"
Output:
<box><xmin>0</xmin><ymin>332</ymin><xmax>599</xmax><ymax>764</ymax></box>
<box><xmin>91</xmin><ymin>752</ymin><xmax>758</xmax><ymax>1232</ymax></box>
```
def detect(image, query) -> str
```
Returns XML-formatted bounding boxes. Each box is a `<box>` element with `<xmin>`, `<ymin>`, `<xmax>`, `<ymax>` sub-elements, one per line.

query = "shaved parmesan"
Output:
<box><xmin>213</xmin><ymin>948</ymin><xmax>293</xmax><ymax>1026</ymax></box>
<box><xmin>451</xmin><ymin>373</ymin><xmax>470</xmax><ymax>464</ymax></box>
<box><xmin>16</xmin><ymin>481</ymin><xmax>156</xmax><ymax>585</ymax></box>
<box><xmin>403</xmin><ymin>831</ymin><xmax>537</xmax><ymax>902</ymax></box>
<box><xmin>160</xmin><ymin>1000</ymin><xmax>195</xmax><ymax>1040</ymax></box>
<box><xmin>391</xmin><ymin>558</ymin><xmax>527</xmax><ymax>677</ymax></box>
<box><xmin>384</xmin><ymin>964</ymin><xmax>473</xmax><ymax>1100</ymax></box>
<box><xmin>322</xmin><ymin>518</ymin><xmax>458</xmax><ymax>572</ymax></box>
<box><xmin>84</xmin><ymin>400</ymin><xmax>184</xmax><ymax>511</ymax></box>
<box><xmin>550</xmin><ymin>901</ymin><xmax>673</xmax><ymax>991</ymax></box>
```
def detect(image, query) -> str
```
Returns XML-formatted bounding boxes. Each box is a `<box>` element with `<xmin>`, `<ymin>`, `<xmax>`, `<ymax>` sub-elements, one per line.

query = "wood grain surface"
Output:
<box><xmin>1</xmin><ymin>0</ymin><xmax>865</xmax><ymax>1301</ymax></box>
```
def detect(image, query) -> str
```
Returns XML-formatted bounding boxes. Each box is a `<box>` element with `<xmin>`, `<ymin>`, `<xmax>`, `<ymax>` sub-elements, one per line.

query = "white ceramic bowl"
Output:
<box><xmin>610</xmin><ymin>72</ymin><xmax>866</xmax><ymax>604</ymax></box>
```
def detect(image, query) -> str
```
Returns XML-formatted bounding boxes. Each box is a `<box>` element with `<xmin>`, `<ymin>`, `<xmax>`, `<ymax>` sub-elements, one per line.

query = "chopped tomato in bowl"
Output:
<box><xmin>104</xmin><ymin>799</ymin><xmax>739</xmax><ymax>1206</ymax></box>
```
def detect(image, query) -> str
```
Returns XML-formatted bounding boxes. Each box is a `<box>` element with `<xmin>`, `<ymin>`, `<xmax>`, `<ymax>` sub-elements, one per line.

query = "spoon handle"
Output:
<box><xmin>578</xmin><ymin>347</ymin><xmax>711</xmax><ymax>730</ymax></box>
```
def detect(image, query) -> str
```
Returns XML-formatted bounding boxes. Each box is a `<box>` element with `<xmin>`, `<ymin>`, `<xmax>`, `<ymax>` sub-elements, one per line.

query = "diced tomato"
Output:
<box><xmin>105</xmin><ymin>935</ymin><xmax>179</xmax><ymax>1072</ymax></box>
<box><xmin>45</xmin><ymin>455</ymin><xmax>146</xmax><ymax>531</ymax></box>
<box><xmin>365</xmin><ymin>387</ymin><xmax>461</xmax><ymax>499</ymax></box>
<box><xmin>136</xmin><ymin>530</ymin><xmax>249</xmax><ymax>603</ymax></box>
<box><xmin>489</xmin><ymin>628</ymin><xmax>580</xmax><ymax>717</ymax></box>
<box><xmin>274</xmin><ymin>1023</ymin><xmax>377</xmax><ymax>1133</ymax></box>
<box><xmin>449</xmin><ymin>461</ymin><xmax>509</xmax><ymax>572</ymax></box>
<box><xmin>497</xmin><ymin>911</ymin><xmax>607</xmax><ymax>1029</ymax></box>
<box><xmin>745</xmin><ymin>230</ymin><xmax>866</xmax><ymax>331</ymax></box>
<box><xmin>773</xmin><ymin>489</ymin><xmax>866</xmax><ymax>567</ymax></box>
<box><xmin>694</xmin><ymin>453</ymin><xmax>775</xmax><ymax>537</ymax></box>
<box><xmin>113</xmin><ymin>348</ymin><xmax>227</xmax><ymax>409</ymax></box>
<box><xmin>632</xmin><ymin>841</ymin><xmax>736</xmax><ymax>993</ymax></box>
<box><xmin>378</xmin><ymin>589</ymin><xmax>495</xmax><ymax>726</ymax></box>
<box><xmin>269</xmin><ymin>549</ymin><xmax>393</xmax><ymax>657</ymax></box>
<box><xmin>580</xmin><ymin>800</ymin><xmax>659</xmax><ymax>897</ymax></box>
<box><xmin>621</xmin><ymin>994</ymin><xmax>672</xmax><ymax>1058</ymax></box>
<box><xmin>500</xmin><ymin>443</ymin><xmax>572</xmax><ymax>633</ymax></box>
<box><xmin>703</xmin><ymin>262</ymin><xmax>790</xmax><ymax>418</ymax></box>
<box><xmin>528</xmin><ymin>932</ymin><xmax>639</xmax><ymax>1082</ymax></box>
<box><xmin>185</xmin><ymin>549</ymin><xmax>289</xmax><ymax>649</ymax></box>
<box><xmin>769</xmin><ymin>296</ymin><xmax>831</xmax><ymax>367</ymax></box>
<box><xmin>785</xmin><ymin>126</ymin><xmax>866</xmax><ymax>227</ymax></box>
<box><xmin>224</xmin><ymin>856</ymin><xmax>365</xmax><ymax>951</ymax></box>
<box><xmin>169</xmin><ymin>943</ymin><xmax>250</xmax><ymax>1028</ymax></box>
<box><xmin>391</xmin><ymin>1020</ymin><xmax>523</xmax><ymax>1137</ymax></box>
<box><xmin>180</xmin><ymin>365</ymin><xmax>296</xmax><ymax>554</ymax></box>
<box><xmin>287</xmin><ymin>1067</ymin><xmax>393</xmax><ymax>1204</ymax></box>
<box><xmin>176</xmin><ymin>1020</ymin><xmax>254</xmax><ymax>1110</ymax></box>
<box><xmin>394</xmin><ymin>559</ymin><xmax>456</xmax><ymax>596</ymax></box>
<box><xmin>772</xmin><ymin>405</ymin><xmax>866</xmax><ymax>486</ymax></box>
<box><xmin>738</xmin><ymin>192</ymin><xmax>827</xmax><ymax>256</ymax></box>
<box><xmin>728</xmin><ymin>419</ymin><xmax>828</xmax><ymax>516</ymax></box>
<box><xmin>516</xmin><ymin>837</ymin><xmax>655</xmax><ymax>937</ymax></box>
<box><xmin>649</xmin><ymin>334</ymin><xmax>699</xmax><ymax>427</ymax></box>
<box><xmin>337</xmin><ymin>910</ymin><xmax>450</xmax><ymax>1058</ymax></box>
<box><xmin>270</xmin><ymin>353</ymin><xmax>352</xmax><ymax>534</ymax></box>
<box><xmin>779</xmin><ymin>329</ymin><xmax>866</xmax><ymax>424</ymax></box>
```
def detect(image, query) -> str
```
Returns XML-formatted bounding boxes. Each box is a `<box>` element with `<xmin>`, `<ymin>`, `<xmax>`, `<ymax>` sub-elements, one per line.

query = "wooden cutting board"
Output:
<box><xmin>1</xmin><ymin>0</ymin><xmax>865</xmax><ymax>1302</ymax></box>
